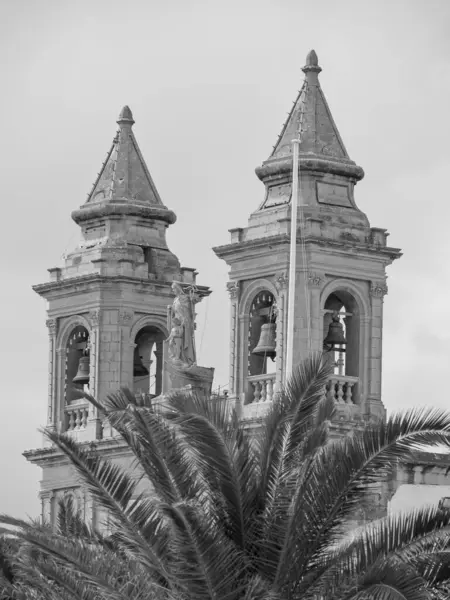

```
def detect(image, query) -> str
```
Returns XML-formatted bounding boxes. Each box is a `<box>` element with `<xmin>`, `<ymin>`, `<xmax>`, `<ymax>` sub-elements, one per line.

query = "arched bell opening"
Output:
<box><xmin>133</xmin><ymin>326</ymin><xmax>165</xmax><ymax>398</ymax></box>
<box><xmin>323</xmin><ymin>291</ymin><xmax>360</xmax><ymax>403</ymax></box>
<box><xmin>248</xmin><ymin>291</ymin><xmax>277</xmax><ymax>376</ymax></box>
<box><xmin>65</xmin><ymin>326</ymin><xmax>90</xmax><ymax>402</ymax></box>
<box><xmin>246</xmin><ymin>290</ymin><xmax>277</xmax><ymax>404</ymax></box>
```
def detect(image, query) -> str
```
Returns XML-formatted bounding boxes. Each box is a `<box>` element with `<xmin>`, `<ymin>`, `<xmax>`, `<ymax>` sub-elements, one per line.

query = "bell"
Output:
<box><xmin>252</xmin><ymin>322</ymin><xmax>276</xmax><ymax>359</ymax></box>
<box><xmin>72</xmin><ymin>354</ymin><xmax>90</xmax><ymax>385</ymax></box>
<box><xmin>133</xmin><ymin>354</ymin><xmax>149</xmax><ymax>377</ymax></box>
<box><xmin>324</xmin><ymin>312</ymin><xmax>347</xmax><ymax>352</ymax></box>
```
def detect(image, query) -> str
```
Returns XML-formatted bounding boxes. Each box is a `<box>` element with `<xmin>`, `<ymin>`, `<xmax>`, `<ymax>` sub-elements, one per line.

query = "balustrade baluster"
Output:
<box><xmin>260</xmin><ymin>380</ymin><xmax>267</xmax><ymax>402</ymax></box>
<box><xmin>68</xmin><ymin>411</ymin><xmax>75</xmax><ymax>431</ymax></box>
<box><xmin>266</xmin><ymin>378</ymin><xmax>273</xmax><ymax>402</ymax></box>
<box><xmin>345</xmin><ymin>383</ymin><xmax>353</xmax><ymax>404</ymax></box>
<box><xmin>336</xmin><ymin>381</ymin><xmax>344</xmax><ymax>403</ymax></box>
<box><xmin>325</xmin><ymin>376</ymin><xmax>359</xmax><ymax>405</ymax></box>
<box><xmin>248</xmin><ymin>375</ymin><xmax>276</xmax><ymax>404</ymax></box>
<box><xmin>328</xmin><ymin>378</ymin><xmax>337</xmax><ymax>402</ymax></box>
<box><xmin>253</xmin><ymin>382</ymin><xmax>261</xmax><ymax>403</ymax></box>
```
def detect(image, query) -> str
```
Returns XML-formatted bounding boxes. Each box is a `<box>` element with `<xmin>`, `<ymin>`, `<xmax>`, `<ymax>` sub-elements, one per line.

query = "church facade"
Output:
<box><xmin>25</xmin><ymin>50</ymin><xmax>450</xmax><ymax>526</ymax></box>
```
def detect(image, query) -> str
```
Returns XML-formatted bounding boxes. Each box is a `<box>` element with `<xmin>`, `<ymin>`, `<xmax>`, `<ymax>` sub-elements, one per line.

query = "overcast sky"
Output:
<box><xmin>1</xmin><ymin>0</ymin><xmax>449</xmax><ymax>519</ymax></box>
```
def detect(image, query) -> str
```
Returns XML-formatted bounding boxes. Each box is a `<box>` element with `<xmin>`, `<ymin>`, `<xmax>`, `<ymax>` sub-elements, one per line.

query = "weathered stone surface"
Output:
<box><xmin>27</xmin><ymin>107</ymin><xmax>212</xmax><ymax>527</ymax></box>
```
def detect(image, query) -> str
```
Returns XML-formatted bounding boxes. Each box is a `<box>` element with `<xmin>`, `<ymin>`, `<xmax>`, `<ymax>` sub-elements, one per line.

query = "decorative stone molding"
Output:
<box><xmin>46</xmin><ymin>318</ymin><xmax>58</xmax><ymax>336</ymax></box>
<box><xmin>370</xmin><ymin>282</ymin><xmax>388</xmax><ymax>298</ymax></box>
<box><xmin>275</xmin><ymin>272</ymin><xmax>288</xmax><ymax>292</ymax></box>
<box><xmin>226</xmin><ymin>281</ymin><xmax>240</xmax><ymax>300</ymax></box>
<box><xmin>118</xmin><ymin>309</ymin><xmax>134</xmax><ymax>325</ymax></box>
<box><xmin>308</xmin><ymin>272</ymin><xmax>324</xmax><ymax>288</ymax></box>
<box><xmin>88</xmin><ymin>309</ymin><xmax>102</xmax><ymax>327</ymax></box>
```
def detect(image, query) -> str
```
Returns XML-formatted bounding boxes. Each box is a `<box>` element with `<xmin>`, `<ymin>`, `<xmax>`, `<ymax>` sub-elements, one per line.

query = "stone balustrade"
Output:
<box><xmin>65</xmin><ymin>403</ymin><xmax>89</xmax><ymax>431</ymax></box>
<box><xmin>248</xmin><ymin>373</ymin><xmax>276</xmax><ymax>404</ymax></box>
<box><xmin>326</xmin><ymin>375</ymin><xmax>358</xmax><ymax>404</ymax></box>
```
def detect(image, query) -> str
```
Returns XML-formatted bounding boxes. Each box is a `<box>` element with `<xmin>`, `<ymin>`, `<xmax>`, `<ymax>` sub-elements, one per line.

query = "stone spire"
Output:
<box><xmin>256</xmin><ymin>50</ymin><xmax>364</xmax><ymax>190</ymax></box>
<box><xmin>72</xmin><ymin>106</ymin><xmax>176</xmax><ymax>226</ymax></box>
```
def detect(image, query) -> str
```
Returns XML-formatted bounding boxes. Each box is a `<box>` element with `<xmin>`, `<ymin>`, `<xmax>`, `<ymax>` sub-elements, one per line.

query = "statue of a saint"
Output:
<box><xmin>167</xmin><ymin>282</ymin><xmax>197</xmax><ymax>368</ymax></box>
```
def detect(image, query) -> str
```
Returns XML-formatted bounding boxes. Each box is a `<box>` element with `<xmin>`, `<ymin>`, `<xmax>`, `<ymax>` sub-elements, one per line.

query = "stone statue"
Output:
<box><xmin>167</xmin><ymin>282</ymin><xmax>197</xmax><ymax>368</ymax></box>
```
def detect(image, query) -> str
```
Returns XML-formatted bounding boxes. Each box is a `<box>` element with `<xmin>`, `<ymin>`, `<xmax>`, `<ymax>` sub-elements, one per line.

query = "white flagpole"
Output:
<box><xmin>285</xmin><ymin>137</ymin><xmax>300</xmax><ymax>380</ymax></box>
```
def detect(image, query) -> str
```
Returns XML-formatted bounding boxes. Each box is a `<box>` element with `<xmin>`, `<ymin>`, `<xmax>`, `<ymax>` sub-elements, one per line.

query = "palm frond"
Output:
<box><xmin>40</xmin><ymin>430</ymin><xmax>174</xmax><ymax>587</ymax></box>
<box><xmin>163</xmin><ymin>501</ymin><xmax>246</xmax><ymax>600</ymax></box>
<box><xmin>162</xmin><ymin>392</ymin><xmax>260</xmax><ymax>553</ymax></box>
<box><xmin>272</xmin><ymin>408</ymin><xmax>450</xmax><ymax>593</ymax></box>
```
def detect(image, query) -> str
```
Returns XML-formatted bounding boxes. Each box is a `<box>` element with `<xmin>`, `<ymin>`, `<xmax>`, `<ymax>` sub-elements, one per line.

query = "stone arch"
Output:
<box><xmin>239</xmin><ymin>278</ymin><xmax>279</xmax><ymax>403</ymax></box>
<box><xmin>239</xmin><ymin>277</ymin><xmax>278</xmax><ymax>319</ymax></box>
<box><xmin>320</xmin><ymin>278</ymin><xmax>369</xmax><ymax>318</ymax></box>
<box><xmin>55</xmin><ymin>315</ymin><xmax>92</xmax><ymax>428</ymax></box>
<box><xmin>56</xmin><ymin>314</ymin><xmax>92</xmax><ymax>353</ymax></box>
<box><xmin>320</xmin><ymin>278</ymin><xmax>369</xmax><ymax>404</ymax></box>
<box><xmin>129</xmin><ymin>315</ymin><xmax>168</xmax><ymax>346</ymax></box>
<box><xmin>129</xmin><ymin>315</ymin><xmax>168</xmax><ymax>397</ymax></box>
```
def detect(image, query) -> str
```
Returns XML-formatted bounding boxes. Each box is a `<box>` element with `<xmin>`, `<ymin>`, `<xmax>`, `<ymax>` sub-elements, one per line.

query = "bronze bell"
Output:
<box><xmin>324</xmin><ymin>312</ymin><xmax>347</xmax><ymax>352</ymax></box>
<box><xmin>72</xmin><ymin>354</ymin><xmax>90</xmax><ymax>385</ymax></box>
<box><xmin>253</xmin><ymin>322</ymin><xmax>276</xmax><ymax>360</ymax></box>
<box><xmin>133</xmin><ymin>354</ymin><xmax>149</xmax><ymax>377</ymax></box>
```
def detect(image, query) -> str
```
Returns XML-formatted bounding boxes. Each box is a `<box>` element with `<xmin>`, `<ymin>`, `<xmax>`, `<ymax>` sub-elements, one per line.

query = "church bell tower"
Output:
<box><xmin>214</xmin><ymin>51</ymin><xmax>401</xmax><ymax>429</ymax></box>
<box><xmin>25</xmin><ymin>106</ymin><xmax>210</xmax><ymax>525</ymax></box>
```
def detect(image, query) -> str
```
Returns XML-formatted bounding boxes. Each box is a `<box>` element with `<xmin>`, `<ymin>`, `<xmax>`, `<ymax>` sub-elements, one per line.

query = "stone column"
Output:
<box><xmin>118</xmin><ymin>309</ymin><xmax>134</xmax><ymax>389</ymax></box>
<box><xmin>40</xmin><ymin>491</ymin><xmax>53</xmax><ymax>525</ymax></box>
<box><xmin>359</xmin><ymin>314</ymin><xmax>371</xmax><ymax>410</ymax></box>
<box><xmin>154</xmin><ymin>342</ymin><xmax>164</xmax><ymax>396</ymax></box>
<box><xmin>226</xmin><ymin>281</ymin><xmax>240</xmax><ymax>395</ymax></box>
<box><xmin>87</xmin><ymin>309</ymin><xmax>102</xmax><ymax>439</ymax></box>
<box><xmin>275</xmin><ymin>272</ymin><xmax>288</xmax><ymax>388</ymax></box>
<box><xmin>45</xmin><ymin>319</ymin><xmax>58</xmax><ymax>430</ymax></box>
<box><xmin>55</xmin><ymin>346</ymin><xmax>66</xmax><ymax>432</ymax></box>
<box><xmin>307</xmin><ymin>272</ymin><xmax>325</xmax><ymax>352</ymax></box>
<box><xmin>238</xmin><ymin>313</ymin><xmax>250</xmax><ymax>401</ymax></box>
<box><xmin>367</xmin><ymin>281</ymin><xmax>388</xmax><ymax>420</ymax></box>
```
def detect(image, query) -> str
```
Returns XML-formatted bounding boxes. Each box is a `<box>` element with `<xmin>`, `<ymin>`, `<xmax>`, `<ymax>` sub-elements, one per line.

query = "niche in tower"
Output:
<box><xmin>248</xmin><ymin>290</ymin><xmax>277</xmax><ymax>377</ymax></box>
<box><xmin>65</xmin><ymin>325</ymin><xmax>90</xmax><ymax>405</ymax></box>
<box><xmin>323</xmin><ymin>291</ymin><xmax>360</xmax><ymax>399</ymax></box>
<box><xmin>133</xmin><ymin>326</ymin><xmax>165</xmax><ymax>397</ymax></box>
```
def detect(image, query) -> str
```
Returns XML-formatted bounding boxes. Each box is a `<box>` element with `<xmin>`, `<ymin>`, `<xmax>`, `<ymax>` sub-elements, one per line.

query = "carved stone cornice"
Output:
<box><xmin>118</xmin><ymin>309</ymin><xmax>134</xmax><ymax>326</ymax></box>
<box><xmin>226</xmin><ymin>281</ymin><xmax>240</xmax><ymax>300</ymax></box>
<box><xmin>275</xmin><ymin>272</ymin><xmax>289</xmax><ymax>292</ymax></box>
<box><xmin>46</xmin><ymin>319</ymin><xmax>57</xmax><ymax>336</ymax></box>
<box><xmin>370</xmin><ymin>281</ymin><xmax>388</xmax><ymax>298</ymax></box>
<box><xmin>88</xmin><ymin>309</ymin><xmax>102</xmax><ymax>327</ymax></box>
<box><xmin>308</xmin><ymin>272</ymin><xmax>324</xmax><ymax>288</ymax></box>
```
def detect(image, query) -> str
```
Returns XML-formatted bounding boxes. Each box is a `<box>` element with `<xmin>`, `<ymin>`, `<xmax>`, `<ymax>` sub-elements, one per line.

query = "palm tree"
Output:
<box><xmin>3</xmin><ymin>352</ymin><xmax>450</xmax><ymax>599</ymax></box>
<box><xmin>1</xmin><ymin>494</ymin><xmax>166</xmax><ymax>599</ymax></box>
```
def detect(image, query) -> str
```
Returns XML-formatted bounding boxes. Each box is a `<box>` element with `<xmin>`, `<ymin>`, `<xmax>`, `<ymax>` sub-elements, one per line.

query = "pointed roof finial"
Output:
<box><xmin>117</xmin><ymin>105</ymin><xmax>135</xmax><ymax>126</ymax></box>
<box><xmin>72</xmin><ymin>104</ymin><xmax>177</xmax><ymax>226</ymax></box>
<box><xmin>302</xmin><ymin>50</ymin><xmax>322</xmax><ymax>76</ymax></box>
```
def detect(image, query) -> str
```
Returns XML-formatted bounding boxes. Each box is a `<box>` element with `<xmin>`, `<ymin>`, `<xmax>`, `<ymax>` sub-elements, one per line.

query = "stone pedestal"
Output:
<box><xmin>167</xmin><ymin>362</ymin><xmax>215</xmax><ymax>397</ymax></box>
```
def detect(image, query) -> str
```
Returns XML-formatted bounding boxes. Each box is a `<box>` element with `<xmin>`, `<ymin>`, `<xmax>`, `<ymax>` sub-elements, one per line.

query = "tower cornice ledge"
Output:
<box><xmin>399</xmin><ymin>450</ymin><xmax>450</xmax><ymax>469</ymax></box>
<box><xmin>72</xmin><ymin>201</ymin><xmax>176</xmax><ymax>226</ymax></box>
<box><xmin>213</xmin><ymin>234</ymin><xmax>402</xmax><ymax>263</ymax></box>
<box><xmin>255</xmin><ymin>154</ymin><xmax>364</xmax><ymax>184</ymax></box>
<box><xmin>32</xmin><ymin>274</ymin><xmax>211</xmax><ymax>300</ymax></box>
<box><xmin>23</xmin><ymin>437</ymin><xmax>131</xmax><ymax>468</ymax></box>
